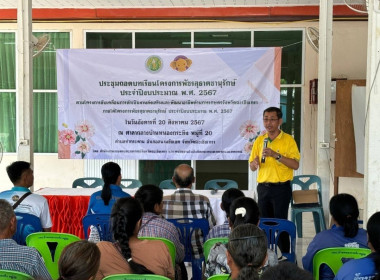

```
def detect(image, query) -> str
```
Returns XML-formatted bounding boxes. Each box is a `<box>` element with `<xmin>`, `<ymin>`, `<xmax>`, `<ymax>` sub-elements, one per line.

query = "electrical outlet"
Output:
<box><xmin>319</xmin><ymin>142</ymin><xmax>330</xmax><ymax>149</ymax></box>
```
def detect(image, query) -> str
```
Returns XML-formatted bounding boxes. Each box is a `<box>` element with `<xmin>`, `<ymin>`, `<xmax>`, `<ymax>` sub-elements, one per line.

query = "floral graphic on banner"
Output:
<box><xmin>239</xmin><ymin>120</ymin><xmax>265</xmax><ymax>154</ymax></box>
<box><xmin>58</xmin><ymin>120</ymin><xmax>95</xmax><ymax>159</ymax></box>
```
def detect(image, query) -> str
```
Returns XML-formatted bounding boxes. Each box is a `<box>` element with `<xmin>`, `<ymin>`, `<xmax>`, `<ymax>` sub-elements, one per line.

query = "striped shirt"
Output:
<box><xmin>0</xmin><ymin>239</ymin><xmax>52</xmax><ymax>280</ymax></box>
<box><xmin>162</xmin><ymin>188</ymin><xmax>216</xmax><ymax>259</ymax></box>
<box><xmin>206</xmin><ymin>220</ymin><xmax>230</xmax><ymax>240</ymax></box>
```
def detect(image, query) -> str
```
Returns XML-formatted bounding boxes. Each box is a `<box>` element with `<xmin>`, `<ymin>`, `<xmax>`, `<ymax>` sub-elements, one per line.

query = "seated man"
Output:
<box><xmin>162</xmin><ymin>164</ymin><xmax>216</xmax><ymax>260</ymax></box>
<box><xmin>0</xmin><ymin>199</ymin><xmax>52</xmax><ymax>279</ymax></box>
<box><xmin>206</xmin><ymin>188</ymin><xmax>245</xmax><ymax>240</ymax></box>
<box><xmin>0</xmin><ymin>161</ymin><xmax>52</xmax><ymax>231</ymax></box>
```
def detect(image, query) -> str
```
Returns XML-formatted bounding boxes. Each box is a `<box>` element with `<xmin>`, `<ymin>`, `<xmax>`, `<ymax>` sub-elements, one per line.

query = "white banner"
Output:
<box><xmin>57</xmin><ymin>48</ymin><xmax>281</xmax><ymax>160</ymax></box>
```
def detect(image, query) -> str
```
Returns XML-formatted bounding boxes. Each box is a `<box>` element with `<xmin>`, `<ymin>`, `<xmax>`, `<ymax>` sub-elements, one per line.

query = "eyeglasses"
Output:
<box><xmin>263</xmin><ymin>118</ymin><xmax>279</xmax><ymax>123</ymax></box>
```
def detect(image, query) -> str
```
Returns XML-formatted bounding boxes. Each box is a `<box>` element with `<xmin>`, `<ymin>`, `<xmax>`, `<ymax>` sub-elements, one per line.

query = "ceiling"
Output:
<box><xmin>0</xmin><ymin>0</ymin><xmax>349</xmax><ymax>9</ymax></box>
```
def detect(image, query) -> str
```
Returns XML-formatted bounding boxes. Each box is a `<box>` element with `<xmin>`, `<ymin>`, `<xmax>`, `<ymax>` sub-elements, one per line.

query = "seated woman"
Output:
<box><xmin>334</xmin><ymin>211</ymin><xmax>380</xmax><ymax>280</ymax></box>
<box><xmin>58</xmin><ymin>240</ymin><xmax>100</xmax><ymax>280</ymax></box>
<box><xmin>135</xmin><ymin>185</ymin><xmax>185</xmax><ymax>279</ymax></box>
<box><xmin>227</xmin><ymin>224</ymin><xmax>268</xmax><ymax>280</ymax></box>
<box><xmin>302</xmin><ymin>193</ymin><xmax>368</xmax><ymax>280</ymax></box>
<box><xmin>205</xmin><ymin>197</ymin><xmax>278</xmax><ymax>278</ymax></box>
<box><xmin>95</xmin><ymin>197</ymin><xmax>174</xmax><ymax>280</ymax></box>
<box><xmin>86</xmin><ymin>162</ymin><xmax>130</xmax><ymax>242</ymax></box>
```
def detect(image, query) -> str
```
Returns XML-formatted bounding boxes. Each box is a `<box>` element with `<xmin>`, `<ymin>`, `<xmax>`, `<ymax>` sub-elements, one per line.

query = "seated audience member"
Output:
<box><xmin>162</xmin><ymin>163</ymin><xmax>216</xmax><ymax>260</ymax></box>
<box><xmin>95</xmin><ymin>197</ymin><xmax>174</xmax><ymax>280</ymax></box>
<box><xmin>205</xmin><ymin>197</ymin><xmax>278</xmax><ymax>278</ymax></box>
<box><xmin>87</xmin><ymin>162</ymin><xmax>130</xmax><ymax>242</ymax></box>
<box><xmin>226</xmin><ymin>224</ymin><xmax>268</xmax><ymax>280</ymax></box>
<box><xmin>0</xmin><ymin>199</ymin><xmax>52</xmax><ymax>280</ymax></box>
<box><xmin>302</xmin><ymin>193</ymin><xmax>368</xmax><ymax>280</ymax></box>
<box><xmin>135</xmin><ymin>185</ymin><xmax>186</xmax><ymax>279</ymax></box>
<box><xmin>334</xmin><ymin>211</ymin><xmax>380</xmax><ymax>280</ymax></box>
<box><xmin>0</xmin><ymin>161</ymin><xmax>52</xmax><ymax>231</ymax></box>
<box><xmin>58</xmin><ymin>240</ymin><xmax>100</xmax><ymax>280</ymax></box>
<box><xmin>261</xmin><ymin>262</ymin><xmax>313</xmax><ymax>280</ymax></box>
<box><xmin>206</xmin><ymin>188</ymin><xmax>245</xmax><ymax>240</ymax></box>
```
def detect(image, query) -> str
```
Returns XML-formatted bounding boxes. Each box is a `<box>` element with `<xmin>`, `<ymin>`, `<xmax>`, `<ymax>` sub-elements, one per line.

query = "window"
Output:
<box><xmin>0</xmin><ymin>32</ymin><xmax>16</xmax><ymax>152</ymax></box>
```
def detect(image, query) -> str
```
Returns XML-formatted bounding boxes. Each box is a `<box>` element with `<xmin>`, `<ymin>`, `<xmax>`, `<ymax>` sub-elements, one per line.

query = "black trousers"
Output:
<box><xmin>257</xmin><ymin>181</ymin><xmax>292</xmax><ymax>253</ymax></box>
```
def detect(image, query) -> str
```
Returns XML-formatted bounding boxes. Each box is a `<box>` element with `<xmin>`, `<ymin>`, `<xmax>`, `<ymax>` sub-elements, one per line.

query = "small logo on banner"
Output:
<box><xmin>170</xmin><ymin>55</ymin><xmax>192</xmax><ymax>72</ymax></box>
<box><xmin>145</xmin><ymin>56</ymin><xmax>163</xmax><ymax>73</ymax></box>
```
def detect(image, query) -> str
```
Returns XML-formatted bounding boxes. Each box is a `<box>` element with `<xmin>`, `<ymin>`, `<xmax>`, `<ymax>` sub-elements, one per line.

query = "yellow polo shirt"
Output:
<box><xmin>249</xmin><ymin>130</ymin><xmax>300</xmax><ymax>183</ymax></box>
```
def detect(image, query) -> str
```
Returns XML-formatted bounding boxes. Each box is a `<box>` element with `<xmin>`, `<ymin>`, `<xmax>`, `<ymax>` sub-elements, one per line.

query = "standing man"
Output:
<box><xmin>249</xmin><ymin>107</ymin><xmax>300</xmax><ymax>252</ymax></box>
<box><xmin>0</xmin><ymin>161</ymin><xmax>52</xmax><ymax>232</ymax></box>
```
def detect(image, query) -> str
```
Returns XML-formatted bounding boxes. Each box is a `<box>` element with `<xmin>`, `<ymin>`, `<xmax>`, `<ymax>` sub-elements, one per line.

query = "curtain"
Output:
<box><xmin>0</xmin><ymin>32</ymin><xmax>16</xmax><ymax>152</ymax></box>
<box><xmin>33</xmin><ymin>32</ymin><xmax>70</xmax><ymax>152</ymax></box>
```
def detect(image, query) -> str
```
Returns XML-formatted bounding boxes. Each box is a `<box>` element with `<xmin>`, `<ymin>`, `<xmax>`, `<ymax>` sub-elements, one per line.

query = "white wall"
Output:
<box><xmin>0</xmin><ymin>20</ymin><xmax>368</xmax><ymax>202</ymax></box>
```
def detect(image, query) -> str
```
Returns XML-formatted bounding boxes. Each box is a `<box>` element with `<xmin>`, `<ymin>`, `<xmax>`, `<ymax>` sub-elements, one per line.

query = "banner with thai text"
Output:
<box><xmin>57</xmin><ymin>48</ymin><xmax>281</xmax><ymax>160</ymax></box>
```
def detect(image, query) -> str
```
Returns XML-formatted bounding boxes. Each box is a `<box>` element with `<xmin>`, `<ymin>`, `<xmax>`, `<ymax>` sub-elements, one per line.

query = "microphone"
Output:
<box><xmin>261</xmin><ymin>138</ymin><xmax>269</xmax><ymax>163</ymax></box>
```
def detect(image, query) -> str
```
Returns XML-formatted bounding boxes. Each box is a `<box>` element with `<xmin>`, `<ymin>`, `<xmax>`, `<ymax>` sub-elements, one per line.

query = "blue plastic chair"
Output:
<box><xmin>259</xmin><ymin>218</ymin><xmax>297</xmax><ymax>263</ymax></box>
<box><xmin>167</xmin><ymin>218</ymin><xmax>210</xmax><ymax>280</ymax></box>
<box><xmin>120</xmin><ymin>179</ymin><xmax>143</xmax><ymax>189</ymax></box>
<box><xmin>0</xmin><ymin>270</ymin><xmax>33</xmax><ymax>280</ymax></box>
<box><xmin>72</xmin><ymin>177</ymin><xmax>104</xmax><ymax>188</ymax></box>
<box><xmin>82</xmin><ymin>214</ymin><xmax>112</xmax><ymax>241</ymax></box>
<box><xmin>159</xmin><ymin>179</ymin><xmax>176</xmax><ymax>189</ymax></box>
<box><xmin>12</xmin><ymin>213</ymin><xmax>42</xmax><ymax>245</ymax></box>
<box><xmin>291</xmin><ymin>175</ymin><xmax>326</xmax><ymax>238</ymax></box>
<box><xmin>204</xmin><ymin>179</ymin><xmax>238</xmax><ymax>190</ymax></box>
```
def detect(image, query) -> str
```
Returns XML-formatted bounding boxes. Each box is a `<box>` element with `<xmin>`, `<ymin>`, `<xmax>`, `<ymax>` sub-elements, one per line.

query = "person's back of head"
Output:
<box><xmin>367</xmin><ymin>212</ymin><xmax>380</xmax><ymax>280</ymax></box>
<box><xmin>58</xmin><ymin>240</ymin><xmax>100</xmax><ymax>280</ymax></box>
<box><xmin>227</xmin><ymin>224</ymin><xmax>267</xmax><ymax>280</ymax></box>
<box><xmin>101</xmin><ymin>162</ymin><xmax>121</xmax><ymax>206</ymax></box>
<box><xmin>172</xmin><ymin>164</ymin><xmax>194</xmax><ymax>188</ymax></box>
<box><xmin>221</xmin><ymin>189</ymin><xmax>245</xmax><ymax>218</ymax></box>
<box><xmin>135</xmin><ymin>184</ymin><xmax>163</xmax><ymax>213</ymax></box>
<box><xmin>6</xmin><ymin>161</ymin><xmax>31</xmax><ymax>185</ymax></box>
<box><xmin>260</xmin><ymin>262</ymin><xmax>313</xmax><ymax>280</ymax></box>
<box><xmin>0</xmin><ymin>199</ymin><xmax>16</xmax><ymax>238</ymax></box>
<box><xmin>229</xmin><ymin>197</ymin><xmax>260</xmax><ymax>228</ymax></box>
<box><xmin>329</xmin><ymin>193</ymin><xmax>359</xmax><ymax>238</ymax></box>
<box><xmin>111</xmin><ymin>197</ymin><xmax>153</xmax><ymax>275</ymax></box>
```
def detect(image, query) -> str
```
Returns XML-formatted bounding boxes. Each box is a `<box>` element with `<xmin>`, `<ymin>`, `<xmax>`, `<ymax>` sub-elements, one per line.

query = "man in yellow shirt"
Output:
<box><xmin>249</xmin><ymin>107</ymin><xmax>300</xmax><ymax>253</ymax></box>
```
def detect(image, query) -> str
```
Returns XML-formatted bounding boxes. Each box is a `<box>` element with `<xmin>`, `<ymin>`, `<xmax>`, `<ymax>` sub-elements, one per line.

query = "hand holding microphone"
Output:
<box><xmin>261</xmin><ymin>138</ymin><xmax>269</xmax><ymax>163</ymax></box>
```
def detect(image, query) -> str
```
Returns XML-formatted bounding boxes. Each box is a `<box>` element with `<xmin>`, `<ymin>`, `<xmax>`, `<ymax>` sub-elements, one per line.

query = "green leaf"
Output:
<box><xmin>75</xmin><ymin>151</ymin><xmax>80</xmax><ymax>154</ymax></box>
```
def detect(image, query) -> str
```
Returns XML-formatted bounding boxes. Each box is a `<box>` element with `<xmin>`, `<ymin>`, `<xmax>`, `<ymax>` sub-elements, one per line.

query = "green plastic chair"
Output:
<box><xmin>26</xmin><ymin>232</ymin><xmax>81</xmax><ymax>280</ymax></box>
<box><xmin>204</xmin><ymin>179</ymin><xmax>238</xmax><ymax>190</ymax></box>
<box><xmin>158</xmin><ymin>179</ymin><xmax>176</xmax><ymax>189</ymax></box>
<box><xmin>72</xmin><ymin>177</ymin><xmax>104</xmax><ymax>188</ymax></box>
<box><xmin>0</xmin><ymin>270</ymin><xmax>33</xmax><ymax>280</ymax></box>
<box><xmin>120</xmin><ymin>179</ymin><xmax>143</xmax><ymax>189</ymax></box>
<box><xmin>291</xmin><ymin>175</ymin><xmax>326</xmax><ymax>237</ymax></box>
<box><xmin>139</xmin><ymin>236</ymin><xmax>176</xmax><ymax>269</ymax></box>
<box><xmin>312</xmin><ymin>247</ymin><xmax>371</xmax><ymax>280</ymax></box>
<box><xmin>207</xmin><ymin>274</ymin><xmax>230</xmax><ymax>280</ymax></box>
<box><xmin>203</xmin><ymin>237</ymin><xmax>228</xmax><ymax>261</ymax></box>
<box><xmin>103</xmin><ymin>274</ymin><xmax>170</xmax><ymax>280</ymax></box>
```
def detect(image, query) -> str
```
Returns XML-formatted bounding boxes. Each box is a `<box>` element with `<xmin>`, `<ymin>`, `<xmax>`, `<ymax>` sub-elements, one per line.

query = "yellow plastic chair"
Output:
<box><xmin>207</xmin><ymin>274</ymin><xmax>230</xmax><ymax>280</ymax></box>
<box><xmin>203</xmin><ymin>237</ymin><xmax>228</xmax><ymax>261</ymax></box>
<box><xmin>103</xmin><ymin>274</ymin><xmax>170</xmax><ymax>280</ymax></box>
<box><xmin>312</xmin><ymin>247</ymin><xmax>371</xmax><ymax>280</ymax></box>
<box><xmin>26</xmin><ymin>232</ymin><xmax>81</xmax><ymax>279</ymax></box>
<box><xmin>139</xmin><ymin>236</ymin><xmax>176</xmax><ymax>269</ymax></box>
<box><xmin>0</xmin><ymin>270</ymin><xmax>33</xmax><ymax>280</ymax></box>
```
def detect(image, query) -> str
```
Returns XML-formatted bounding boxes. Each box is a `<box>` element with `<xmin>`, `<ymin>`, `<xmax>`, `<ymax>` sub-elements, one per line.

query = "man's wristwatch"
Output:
<box><xmin>276</xmin><ymin>154</ymin><xmax>282</xmax><ymax>161</ymax></box>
